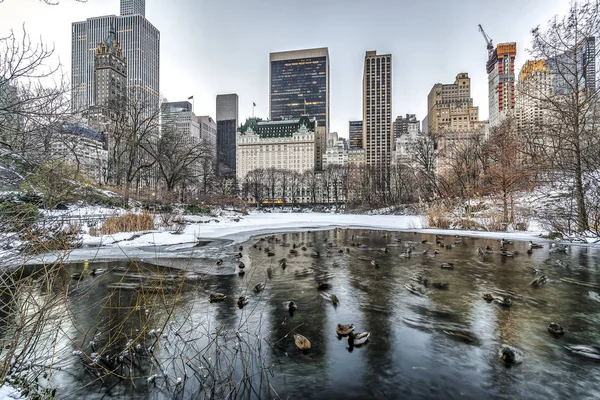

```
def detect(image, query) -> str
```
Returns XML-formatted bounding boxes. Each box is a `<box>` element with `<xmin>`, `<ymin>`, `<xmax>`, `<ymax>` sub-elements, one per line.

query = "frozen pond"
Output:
<box><xmin>5</xmin><ymin>228</ymin><xmax>600</xmax><ymax>399</ymax></box>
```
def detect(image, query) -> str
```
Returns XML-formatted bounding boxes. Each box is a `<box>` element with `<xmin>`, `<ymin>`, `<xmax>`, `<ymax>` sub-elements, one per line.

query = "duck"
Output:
<box><xmin>267</xmin><ymin>251</ymin><xmax>275</xmax><ymax>257</ymax></box>
<box><xmin>294</xmin><ymin>333</ymin><xmax>311</xmax><ymax>350</ymax></box>
<box><xmin>529</xmin><ymin>267</ymin><xmax>540</xmax><ymax>274</ymax></box>
<box><xmin>498</xmin><ymin>345</ymin><xmax>523</xmax><ymax>366</ymax></box>
<box><xmin>311</xmin><ymin>251</ymin><xmax>321</xmax><ymax>258</ymax></box>
<box><xmin>483</xmin><ymin>293</ymin><xmax>494</xmax><ymax>302</ymax></box>
<box><xmin>370</xmin><ymin>260</ymin><xmax>380</xmax><ymax>268</ymax></box>
<box><xmin>209</xmin><ymin>293</ymin><xmax>227</xmax><ymax>302</ymax></box>
<box><xmin>237</xmin><ymin>296</ymin><xmax>249</xmax><ymax>308</ymax></box>
<box><xmin>412</xmin><ymin>275</ymin><xmax>429</xmax><ymax>287</ymax></box>
<box><xmin>500</xmin><ymin>239</ymin><xmax>513</xmax><ymax>247</ymax></box>
<box><xmin>530</xmin><ymin>275</ymin><xmax>548</xmax><ymax>287</ymax></box>
<box><xmin>235</xmin><ymin>252</ymin><xmax>243</xmax><ymax>259</ymax></box>
<box><xmin>527</xmin><ymin>248</ymin><xmax>533</xmax><ymax>255</ymax></box>
<box><xmin>494</xmin><ymin>297</ymin><xmax>513</xmax><ymax>307</ymax></box>
<box><xmin>440</xmin><ymin>263</ymin><xmax>454</xmax><ymax>270</ymax></box>
<box><xmin>289</xmin><ymin>248</ymin><xmax>298</xmax><ymax>255</ymax></box>
<box><xmin>320</xmin><ymin>292</ymin><xmax>339</xmax><ymax>306</ymax></box>
<box><xmin>336</xmin><ymin>323</ymin><xmax>355</xmax><ymax>336</ymax></box>
<box><xmin>90</xmin><ymin>268</ymin><xmax>106</xmax><ymax>276</ymax></box>
<box><xmin>279</xmin><ymin>258</ymin><xmax>287</xmax><ymax>269</ymax></box>
<box><xmin>529</xmin><ymin>241</ymin><xmax>543</xmax><ymax>249</ymax></box>
<box><xmin>239</xmin><ymin>245</ymin><xmax>243</xmax><ymax>251</ymax></box>
<box><xmin>547</xmin><ymin>322</ymin><xmax>564</xmax><ymax>335</ymax></box>
<box><xmin>500</xmin><ymin>250</ymin><xmax>515</xmax><ymax>257</ymax></box>
<box><xmin>266</xmin><ymin>267</ymin><xmax>273</xmax><ymax>279</ymax></box>
<box><xmin>346</xmin><ymin>247</ymin><xmax>350</xmax><ymax>253</ymax></box>
<box><xmin>317</xmin><ymin>282</ymin><xmax>332</xmax><ymax>290</ymax></box>
<box><xmin>405</xmin><ymin>283</ymin><xmax>424</xmax><ymax>296</ymax></box>
<box><xmin>254</xmin><ymin>282</ymin><xmax>266</xmax><ymax>293</ymax></box>
<box><xmin>431</xmin><ymin>282</ymin><xmax>449</xmax><ymax>290</ymax></box>
<box><xmin>216</xmin><ymin>259</ymin><xmax>224</xmax><ymax>267</ymax></box>
<box><xmin>348</xmin><ymin>331</ymin><xmax>370</xmax><ymax>346</ymax></box>
<box><xmin>238</xmin><ymin>261</ymin><xmax>245</xmax><ymax>269</ymax></box>
<box><xmin>384</xmin><ymin>247</ymin><xmax>389</xmax><ymax>253</ymax></box>
<box><xmin>434</xmin><ymin>249</ymin><xmax>440</xmax><ymax>255</ymax></box>
<box><xmin>288</xmin><ymin>301</ymin><xmax>297</xmax><ymax>312</ymax></box>
<box><xmin>71</xmin><ymin>272</ymin><xmax>84</xmax><ymax>280</ymax></box>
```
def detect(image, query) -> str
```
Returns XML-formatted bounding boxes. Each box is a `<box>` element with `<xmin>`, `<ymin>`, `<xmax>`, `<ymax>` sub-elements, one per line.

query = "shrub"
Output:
<box><xmin>101</xmin><ymin>212</ymin><xmax>154</xmax><ymax>234</ymax></box>
<box><xmin>184</xmin><ymin>204</ymin><xmax>211</xmax><ymax>215</ymax></box>
<box><xmin>0</xmin><ymin>201</ymin><xmax>40</xmax><ymax>231</ymax></box>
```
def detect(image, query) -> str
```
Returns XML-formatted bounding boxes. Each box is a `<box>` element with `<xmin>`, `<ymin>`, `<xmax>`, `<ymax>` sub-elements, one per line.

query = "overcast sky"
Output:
<box><xmin>1</xmin><ymin>0</ymin><xmax>570</xmax><ymax>137</ymax></box>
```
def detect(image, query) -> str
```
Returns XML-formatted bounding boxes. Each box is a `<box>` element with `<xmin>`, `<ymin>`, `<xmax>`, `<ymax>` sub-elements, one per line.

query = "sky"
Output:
<box><xmin>0</xmin><ymin>0</ymin><xmax>571</xmax><ymax>138</ymax></box>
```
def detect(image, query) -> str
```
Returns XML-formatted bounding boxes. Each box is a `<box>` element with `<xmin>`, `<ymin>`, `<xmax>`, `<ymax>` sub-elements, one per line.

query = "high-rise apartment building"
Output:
<box><xmin>216</xmin><ymin>93</ymin><xmax>239</xmax><ymax>176</ymax></box>
<box><xmin>427</xmin><ymin>73</ymin><xmax>479</xmax><ymax>135</ymax></box>
<box><xmin>487</xmin><ymin>42</ymin><xmax>516</xmax><ymax>127</ymax></box>
<box><xmin>349</xmin><ymin>120</ymin><xmax>363</xmax><ymax>149</ymax></box>
<box><xmin>515</xmin><ymin>60</ymin><xmax>553</xmax><ymax>132</ymax></box>
<box><xmin>550</xmin><ymin>36</ymin><xmax>596</xmax><ymax>95</ymax></box>
<box><xmin>393</xmin><ymin>114</ymin><xmax>419</xmax><ymax>138</ymax></box>
<box><xmin>120</xmin><ymin>0</ymin><xmax>145</xmax><ymax>16</ymax></box>
<box><xmin>269</xmin><ymin>48</ymin><xmax>329</xmax><ymax>132</ymax></box>
<box><xmin>72</xmin><ymin>0</ymin><xmax>160</xmax><ymax>113</ymax></box>
<box><xmin>363</xmin><ymin>50</ymin><xmax>393</xmax><ymax>169</ymax></box>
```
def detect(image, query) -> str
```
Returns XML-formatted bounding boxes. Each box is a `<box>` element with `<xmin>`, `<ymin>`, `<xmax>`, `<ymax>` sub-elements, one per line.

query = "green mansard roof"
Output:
<box><xmin>240</xmin><ymin>115</ymin><xmax>316</xmax><ymax>138</ymax></box>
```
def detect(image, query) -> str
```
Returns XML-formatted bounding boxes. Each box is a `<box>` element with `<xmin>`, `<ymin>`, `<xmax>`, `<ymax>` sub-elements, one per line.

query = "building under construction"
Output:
<box><xmin>479</xmin><ymin>25</ymin><xmax>516</xmax><ymax>127</ymax></box>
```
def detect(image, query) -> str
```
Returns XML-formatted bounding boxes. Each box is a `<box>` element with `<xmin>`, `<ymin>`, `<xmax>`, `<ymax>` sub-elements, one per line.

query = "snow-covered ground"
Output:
<box><xmin>16</xmin><ymin>211</ymin><xmax>561</xmax><ymax>269</ymax></box>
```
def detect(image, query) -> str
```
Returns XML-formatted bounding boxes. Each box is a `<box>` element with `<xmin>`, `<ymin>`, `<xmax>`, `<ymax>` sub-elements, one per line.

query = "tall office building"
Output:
<box><xmin>362</xmin><ymin>51</ymin><xmax>393</xmax><ymax>169</ymax></box>
<box><xmin>215</xmin><ymin>94</ymin><xmax>239</xmax><ymax>176</ymax></box>
<box><xmin>120</xmin><ymin>0</ymin><xmax>145</xmax><ymax>16</ymax></box>
<box><xmin>72</xmin><ymin>0</ymin><xmax>160</xmax><ymax>113</ymax></box>
<box><xmin>349</xmin><ymin>120</ymin><xmax>363</xmax><ymax>149</ymax></box>
<box><xmin>198</xmin><ymin>115</ymin><xmax>217</xmax><ymax>157</ymax></box>
<box><xmin>270</xmin><ymin>48</ymin><xmax>329</xmax><ymax>129</ymax></box>
<box><xmin>486</xmin><ymin>42</ymin><xmax>516</xmax><ymax>127</ymax></box>
<box><xmin>270</xmin><ymin>48</ymin><xmax>329</xmax><ymax>171</ymax></box>
<box><xmin>550</xmin><ymin>36</ymin><xmax>596</xmax><ymax>95</ymax></box>
<box><xmin>161</xmin><ymin>101</ymin><xmax>200</xmax><ymax>141</ymax></box>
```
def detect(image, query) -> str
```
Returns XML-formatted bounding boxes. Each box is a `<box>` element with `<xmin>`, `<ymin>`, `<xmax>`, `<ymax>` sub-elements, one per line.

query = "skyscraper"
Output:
<box><xmin>349</xmin><ymin>120</ymin><xmax>363</xmax><ymax>149</ymax></box>
<box><xmin>487</xmin><ymin>42</ymin><xmax>516</xmax><ymax>127</ymax></box>
<box><xmin>88</xmin><ymin>26</ymin><xmax>127</xmax><ymax>132</ymax></box>
<box><xmin>393</xmin><ymin>114</ymin><xmax>419</xmax><ymax>138</ymax></box>
<box><xmin>427</xmin><ymin>73</ymin><xmax>479</xmax><ymax>135</ymax></box>
<box><xmin>120</xmin><ymin>0</ymin><xmax>145</xmax><ymax>16</ymax></box>
<box><xmin>216</xmin><ymin>93</ymin><xmax>239</xmax><ymax>176</ymax></box>
<box><xmin>269</xmin><ymin>48</ymin><xmax>330</xmax><ymax>133</ymax></box>
<box><xmin>362</xmin><ymin>50</ymin><xmax>392</xmax><ymax>169</ymax></box>
<box><xmin>72</xmin><ymin>0</ymin><xmax>160</xmax><ymax>113</ymax></box>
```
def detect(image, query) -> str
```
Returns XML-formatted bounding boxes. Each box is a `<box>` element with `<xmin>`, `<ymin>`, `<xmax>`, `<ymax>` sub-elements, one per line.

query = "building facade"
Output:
<box><xmin>88</xmin><ymin>26</ymin><xmax>127</xmax><ymax>132</ymax></box>
<box><xmin>349</xmin><ymin>120</ymin><xmax>363</xmax><ymax>149</ymax></box>
<box><xmin>161</xmin><ymin>101</ymin><xmax>200</xmax><ymax>143</ymax></box>
<box><xmin>427</xmin><ymin>73</ymin><xmax>479</xmax><ymax>136</ymax></box>
<box><xmin>72</xmin><ymin>0</ymin><xmax>160</xmax><ymax>113</ymax></box>
<box><xmin>198</xmin><ymin>115</ymin><xmax>217</xmax><ymax>157</ymax></box>
<box><xmin>236</xmin><ymin>116</ymin><xmax>316</xmax><ymax>181</ymax></box>
<box><xmin>269</xmin><ymin>48</ymin><xmax>329</xmax><ymax>133</ymax></box>
<box><xmin>363</xmin><ymin>51</ymin><xmax>393</xmax><ymax>169</ymax></box>
<box><xmin>550</xmin><ymin>36</ymin><xmax>596</xmax><ymax>95</ymax></box>
<box><xmin>393</xmin><ymin>113</ymin><xmax>419</xmax><ymax>139</ymax></box>
<box><xmin>487</xmin><ymin>42</ymin><xmax>517</xmax><ymax>127</ymax></box>
<box><xmin>50</xmin><ymin>125</ymin><xmax>108</xmax><ymax>184</ymax></box>
<box><xmin>216</xmin><ymin>93</ymin><xmax>239</xmax><ymax>176</ymax></box>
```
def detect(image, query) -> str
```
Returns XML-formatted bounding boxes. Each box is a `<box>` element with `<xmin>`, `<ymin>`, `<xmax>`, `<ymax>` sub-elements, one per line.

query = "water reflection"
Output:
<box><xmin>5</xmin><ymin>230</ymin><xmax>600</xmax><ymax>399</ymax></box>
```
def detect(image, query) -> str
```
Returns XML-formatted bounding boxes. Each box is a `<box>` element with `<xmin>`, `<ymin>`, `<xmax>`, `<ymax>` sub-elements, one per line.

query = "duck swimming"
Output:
<box><xmin>530</xmin><ymin>275</ymin><xmax>548</xmax><ymax>287</ymax></box>
<box><xmin>238</xmin><ymin>261</ymin><xmax>245</xmax><ymax>269</ymax></box>
<box><xmin>216</xmin><ymin>259</ymin><xmax>224</xmax><ymax>267</ymax></box>
<box><xmin>431</xmin><ymin>282</ymin><xmax>449</xmax><ymax>290</ymax></box>
<box><xmin>548</xmin><ymin>322</ymin><xmax>564</xmax><ymax>335</ymax></box>
<box><xmin>483</xmin><ymin>293</ymin><xmax>494</xmax><ymax>302</ymax></box>
<box><xmin>71</xmin><ymin>272</ymin><xmax>84</xmax><ymax>280</ymax></box>
<box><xmin>336</xmin><ymin>323</ymin><xmax>355</xmax><ymax>336</ymax></box>
<box><xmin>529</xmin><ymin>241</ymin><xmax>543</xmax><ymax>249</ymax></box>
<box><xmin>209</xmin><ymin>293</ymin><xmax>227</xmax><ymax>302</ymax></box>
<box><xmin>498</xmin><ymin>345</ymin><xmax>523</xmax><ymax>366</ymax></box>
<box><xmin>294</xmin><ymin>333</ymin><xmax>311</xmax><ymax>350</ymax></box>
<box><xmin>254</xmin><ymin>282</ymin><xmax>266</xmax><ymax>293</ymax></box>
<box><xmin>288</xmin><ymin>301</ymin><xmax>297</xmax><ymax>312</ymax></box>
<box><xmin>566</xmin><ymin>345</ymin><xmax>600</xmax><ymax>360</ymax></box>
<box><xmin>237</xmin><ymin>296</ymin><xmax>249</xmax><ymax>308</ymax></box>
<box><xmin>90</xmin><ymin>268</ymin><xmax>106</xmax><ymax>276</ymax></box>
<box><xmin>440</xmin><ymin>263</ymin><xmax>454</xmax><ymax>270</ymax></box>
<box><xmin>348</xmin><ymin>331</ymin><xmax>370</xmax><ymax>346</ymax></box>
<box><xmin>494</xmin><ymin>297</ymin><xmax>513</xmax><ymax>307</ymax></box>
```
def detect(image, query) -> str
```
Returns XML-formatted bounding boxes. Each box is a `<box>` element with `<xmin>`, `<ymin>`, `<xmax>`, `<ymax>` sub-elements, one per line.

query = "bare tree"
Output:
<box><xmin>412</xmin><ymin>134</ymin><xmax>442</xmax><ymax>200</ymax></box>
<box><xmin>264</xmin><ymin>167</ymin><xmax>279</xmax><ymax>207</ymax></box>
<box><xmin>107</xmin><ymin>92</ymin><xmax>159</xmax><ymax>201</ymax></box>
<box><xmin>288</xmin><ymin>171</ymin><xmax>302</xmax><ymax>206</ymax></box>
<box><xmin>303</xmin><ymin>169</ymin><xmax>319</xmax><ymax>204</ymax></box>
<box><xmin>523</xmin><ymin>0</ymin><xmax>600</xmax><ymax>232</ymax></box>
<box><xmin>246</xmin><ymin>168</ymin><xmax>266</xmax><ymax>207</ymax></box>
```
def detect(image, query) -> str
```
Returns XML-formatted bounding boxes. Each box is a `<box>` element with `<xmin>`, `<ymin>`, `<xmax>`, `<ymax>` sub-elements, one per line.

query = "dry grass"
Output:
<box><xmin>426</xmin><ymin>206</ymin><xmax>452</xmax><ymax>229</ymax></box>
<box><xmin>101</xmin><ymin>212</ymin><xmax>155</xmax><ymax>235</ymax></box>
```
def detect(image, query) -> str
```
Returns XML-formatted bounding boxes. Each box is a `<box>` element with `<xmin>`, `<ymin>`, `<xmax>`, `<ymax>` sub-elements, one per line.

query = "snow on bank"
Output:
<box><xmin>81</xmin><ymin>212</ymin><xmax>427</xmax><ymax>248</ymax></box>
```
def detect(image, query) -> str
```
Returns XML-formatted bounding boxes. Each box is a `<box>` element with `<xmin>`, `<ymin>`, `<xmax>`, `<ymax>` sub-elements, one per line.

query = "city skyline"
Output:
<box><xmin>0</xmin><ymin>0</ymin><xmax>570</xmax><ymax>137</ymax></box>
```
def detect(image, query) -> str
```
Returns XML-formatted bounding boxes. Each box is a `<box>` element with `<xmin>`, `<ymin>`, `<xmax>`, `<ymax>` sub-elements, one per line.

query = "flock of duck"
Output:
<box><xmin>206</xmin><ymin>231</ymin><xmax>600</xmax><ymax>364</ymax></box>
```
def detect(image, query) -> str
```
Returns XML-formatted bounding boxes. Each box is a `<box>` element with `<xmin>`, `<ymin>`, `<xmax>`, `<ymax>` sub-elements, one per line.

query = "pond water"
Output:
<box><xmin>5</xmin><ymin>229</ymin><xmax>600</xmax><ymax>399</ymax></box>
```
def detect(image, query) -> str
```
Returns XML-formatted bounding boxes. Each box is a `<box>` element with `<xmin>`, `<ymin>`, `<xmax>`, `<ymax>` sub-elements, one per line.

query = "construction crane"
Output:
<box><xmin>478</xmin><ymin>24</ymin><xmax>496</xmax><ymax>73</ymax></box>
